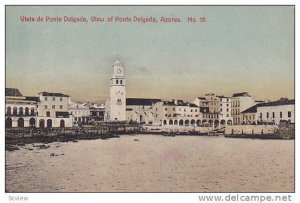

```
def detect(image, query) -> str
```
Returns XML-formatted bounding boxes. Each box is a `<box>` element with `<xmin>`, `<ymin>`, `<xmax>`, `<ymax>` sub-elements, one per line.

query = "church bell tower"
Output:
<box><xmin>105</xmin><ymin>58</ymin><xmax>126</xmax><ymax>121</ymax></box>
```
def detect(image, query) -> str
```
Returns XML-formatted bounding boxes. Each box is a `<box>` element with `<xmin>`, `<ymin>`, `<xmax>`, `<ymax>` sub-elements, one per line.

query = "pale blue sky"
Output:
<box><xmin>6</xmin><ymin>6</ymin><xmax>294</xmax><ymax>103</ymax></box>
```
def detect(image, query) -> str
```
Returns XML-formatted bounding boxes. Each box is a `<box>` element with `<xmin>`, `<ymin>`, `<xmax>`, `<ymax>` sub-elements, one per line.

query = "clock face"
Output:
<box><xmin>117</xmin><ymin>68</ymin><xmax>122</xmax><ymax>74</ymax></box>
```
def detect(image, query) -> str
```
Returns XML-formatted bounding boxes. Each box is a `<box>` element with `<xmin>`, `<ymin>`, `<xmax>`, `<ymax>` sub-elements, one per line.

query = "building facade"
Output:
<box><xmin>231</xmin><ymin>92</ymin><xmax>255</xmax><ymax>125</ymax></box>
<box><xmin>69</xmin><ymin>101</ymin><xmax>90</xmax><ymax>125</ymax></box>
<box><xmin>152</xmin><ymin>99</ymin><xmax>201</xmax><ymax>127</ymax></box>
<box><xmin>36</xmin><ymin>92</ymin><xmax>73</xmax><ymax>128</ymax></box>
<box><xmin>241</xmin><ymin>99</ymin><xmax>294</xmax><ymax>125</ymax></box>
<box><xmin>5</xmin><ymin>88</ymin><xmax>38</xmax><ymax>128</ymax></box>
<box><xmin>105</xmin><ymin>59</ymin><xmax>126</xmax><ymax>121</ymax></box>
<box><xmin>126</xmin><ymin>98</ymin><xmax>161</xmax><ymax>124</ymax></box>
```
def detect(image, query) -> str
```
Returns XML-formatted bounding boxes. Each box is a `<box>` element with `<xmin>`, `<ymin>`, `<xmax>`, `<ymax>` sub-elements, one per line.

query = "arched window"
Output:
<box><xmin>60</xmin><ymin>120</ymin><xmax>65</xmax><ymax>128</ymax></box>
<box><xmin>30</xmin><ymin>108</ymin><xmax>35</xmax><ymax>115</ymax></box>
<box><xmin>25</xmin><ymin>107</ymin><xmax>29</xmax><ymax>116</ymax></box>
<box><xmin>47</xmin><ymin>119</ymin><xmax>52</xmax><ymax>128</ymax></box>
<box><xmin>18</xmin><ymin>118</ymin><xmax>24</xmax><ymax>128</ymax></box>
<box><xmin>29</xmin><ymin>118</ymin><xmax>35</xmax><ymax>127</ymax></box>
<box><xmin>13</xmin><ymin>107</ymin><xmax>17</xmax><ymax>116</ymax></box>
<box><xmin>169</xmin><ymin>120</ymin><xmax>173</xmax><ymax>125</ymax></box>
<box><xmin>163</xmin><ymin>120</ymin><xmax>167</xmax><ymax>125</ymax></box>
<box><xmin>179</xmin><ymin>120</ymin><xmax>183</xmax><ymax>126</ymax></box>
<box><xmin>19</xmin><ymin>107</ymin><xmax>23</xmax><ymax>116</ymax></box>
<box><xmin>6</xmin><ymin>106</ymin><xmax>11</xmax><ymax>115</ymax></box>
<box><xmin>5</xmin><ymin>117</ymin><xmax>12</xmax><ymax>128</ymax></box>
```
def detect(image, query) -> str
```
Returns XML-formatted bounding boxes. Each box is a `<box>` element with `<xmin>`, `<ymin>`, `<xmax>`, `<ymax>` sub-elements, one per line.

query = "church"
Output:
<box><xmin>104</xmin><ymin>58</ymin><xmax>126</xmax><ymax>121</ymax></box>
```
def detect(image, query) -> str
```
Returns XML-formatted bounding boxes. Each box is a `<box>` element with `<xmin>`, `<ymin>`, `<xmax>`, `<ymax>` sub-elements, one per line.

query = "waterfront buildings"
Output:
<box><xmin>105</xmin><ymin>59</ymin><xmax>126</xmax><ymax>121</ymax></box>
<box><xmin>152</xmin><ymin>99</ymin><xmax>201</xmax><ymax>126</ymax></box>
<box><xmin>241</xmin><ymin>98</ymin><xmax>295</xmax><ymax>125</ymax></box>
<box><xmin>126</xmin><ymin>98</ymin><xmax>161</xmax><ymax>124</ymax></box>
<box><xmin>36</xmin><ymin>92</ymin><xmax>73</xmax><ymax>128</ymax></box>
<box><xmin>5</xmin><ymin>88</ymin><xmax>38</xmax><ymax>128</ymax></box>
<box><xmin>69</xmin><ymin>101</ymin><xmax>91</xmax><ymax>125</ymax></box>
<box><xmin>231</xmin><ymin>92</ymin><xmax>256</xmax><ymax>125</ymax></box>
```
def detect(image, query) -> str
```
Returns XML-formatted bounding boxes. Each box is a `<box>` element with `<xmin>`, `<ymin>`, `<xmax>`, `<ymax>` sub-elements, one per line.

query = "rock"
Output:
<box><xmin>6</xmin><ymin>145</ymin><xmax>20</xmax><ymax>152</ymax></box>
<box><xmin>134</xmin><ymin>138</ymin><xmax>140</xmax><ymax>141</ymax></box>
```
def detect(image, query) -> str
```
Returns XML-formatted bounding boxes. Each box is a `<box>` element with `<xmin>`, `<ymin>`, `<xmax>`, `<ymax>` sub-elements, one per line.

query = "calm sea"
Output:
<box><xmin>5</xmin><ymin>135</ymin><xmax>294</xmax><ymax>192</ymax></box>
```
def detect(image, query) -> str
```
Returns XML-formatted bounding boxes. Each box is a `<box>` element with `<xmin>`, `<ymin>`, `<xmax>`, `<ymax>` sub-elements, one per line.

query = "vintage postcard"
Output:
<box><xmin>5</xmin><ymin>5</ymin><xmax>294</xmax><ymax>195</ymax></box>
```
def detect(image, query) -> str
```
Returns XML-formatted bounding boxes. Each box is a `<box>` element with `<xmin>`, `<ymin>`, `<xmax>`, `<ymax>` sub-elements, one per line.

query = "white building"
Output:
<box><xmin>36</xmin><ymin>92</ymin><xmax>73</xmax><ymax>128</ymax></box>
<box><xmin>5</xmin><ymin>88</ymin><xmax>38</xmax><ymax>128</ymax></box>
<box><xmin>241</xmin><ymin>98</ymin><xmax>294</xmax><ymax>125</ymax></box>
<box><xmin>126</xmin><ymin>98</ymin><xmax>161</xmax><ymax>124</ymax></box>
<box><xmin>105</xmin><ymin>59</ymin><xmax>126</xmax><ymax>121</ymax></box>
<box><xmin>231</xmin><ymin>92</ymin><xmax>255</xmax><ymax>125</ymax></box>
<box><xmin>152</xmin><ymin>99</ymin><xmax>201</xmax><ymax>126</ymax></box>
<box><xmin>69</xmin><ymin>101</ymin><xmax>91</xmax><ymax>125</ymax></box>
<box><xmin>257</xmin><ymin>99</ymin><xmax>294</xmax><ymax>125</ymax></box>
<box><xmin>193</xmin><ymin>94</ymin><xmax>232</xmax><ymax>128</ymax></box>
<box><xmin>217</xmin><ymin>96</ymin><xmax>233</xmax><ymax>126</ymax></box>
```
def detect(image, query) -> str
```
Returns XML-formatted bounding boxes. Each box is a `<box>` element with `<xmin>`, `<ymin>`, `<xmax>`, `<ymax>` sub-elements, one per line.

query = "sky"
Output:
<box><xmin>6</xmin><ymin>6</ymin><xmax>294</xmax><ymax>103</ymax></box>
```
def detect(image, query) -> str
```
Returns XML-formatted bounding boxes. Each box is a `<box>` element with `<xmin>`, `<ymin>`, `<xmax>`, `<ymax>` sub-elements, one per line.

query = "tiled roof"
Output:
<box><xmin>232</xmin><ymin>92</ymin><xmax>250</xmax><ymax>97</ymax></box>
<box><xmin>257</xmin><ymin>99</ymin><xmax>294</xmax><ymax>107</ymax></box>
<box><xmin>39</xmin><ymin>92</ymin><xmax>69</xmax><ymax>97</ymax></box>
<box><xmin>242</xmin><ymin>99</ymin><xmax>295</xmax><ymax>113</ymax></box>
<box><xmin>126</xmin><ymin>98</ymin><xmax>161</xmax><ymax>106</ymax></box>
<box><xmin>25</xmin><ymin>96</ymin><xmax>40</xmax><ymax>102</ymax></box>
<box><xmin>241</xmin><ymin>105</ymin><xmax>257</xmax><ymax>113</ymax></box>
<box><xmin>5</xmin><ymin>88</ymin><xmax>23</xmax><ymax>97</ymax></box>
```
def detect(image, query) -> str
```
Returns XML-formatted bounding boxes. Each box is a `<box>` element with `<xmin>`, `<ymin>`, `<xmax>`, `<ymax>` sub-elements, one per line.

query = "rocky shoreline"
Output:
<box><xmin>5</xmin><ymin>124</ymin><xmax>294</xmax><ymax>152</ymax></box>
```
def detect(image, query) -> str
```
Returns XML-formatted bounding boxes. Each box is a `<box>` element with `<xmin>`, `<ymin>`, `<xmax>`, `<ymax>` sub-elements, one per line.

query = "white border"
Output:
<box><xmin>0</xmin><ymin>1</ymin><xmax>297</xmax><ymax>203</ymax></box>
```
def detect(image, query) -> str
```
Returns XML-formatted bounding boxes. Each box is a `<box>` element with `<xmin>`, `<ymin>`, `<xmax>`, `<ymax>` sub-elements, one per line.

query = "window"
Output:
<box><xmin>156</xmin><ymin>108</ymin><xmax>157</xmax><ymax>111</ymax></box>
<box><xmin>227</xmin><ymin>114</ymin><xmax>229</xmax><ymax>117</ymax></box>
<box><xmin>173</xmin><ymin>108</ymin><xmax>175</xmax><ymax>111</ymax></box>
<box><xmin>60</xmin><ymin>105</ymin><xmax>63</xmax><ymax>109</ymax></box>
<box><xmin>220</xmin><ymin>108</ymin><xmax>222</xmax><ymax>112</ymax></box>
<box><xmin>267</xmin><ymin>112</ymin><xmax>269</xmax><ymax>118</ymax></box>
<box><xmin>280</xmin><ymin>112</ymin><xmax>282</xmax><ymax>118</ymax></box>
<box><xmin>227</xmin><ymin>108</ymin><xmax>229</xmax><ymax>112</ymax></box>
<box><xmin>117</xmin><ymin>99</ymin><xmax>121</xmax><ymax>104</ymax></box>
<box><xmin>260</xmin><ymin>113</ymin><xmax>262</xmax><ymax>118</ymax></box>
<box><xmin>288</xmin><ymin>111</ymin><xmax>291</xmax><ymax>118</ymax></box>
<box><xmin>191</xmin><ymin>109</ymin><xmax>193</xmax><ymax>112</ymax></box>
<box><xmin>165</xmin><ymin>114</ymin><xmax>167</xmax><ymax>117</ymax></box>
<box><xmin>46</xmin><ymin>111</ymin><xmax>50</xmax><ymax>117</ymax></box>
<box><xmin>227</xmin><ymin>104</ymin><xmax>229</xmax><ymax>107</ymax></box>
<box><xmin>60</xmin><ymin>97</ymin><xmax>63</xmax><ymax>101</ymax></box>
<box><xmin>195</xmin><ymin>109</ymin><xmax>197</xmax><ymax>112</ymax></box>
<box><xmin>120</xmin><ymin>80</ymin><xmax>123</xmax><ymax>84</ymax></box>
<box><xmin>220</xmin><ymin>104</ymin><xmax>222</xmax><ymax>106</ymax></box>
<box><xmin>272</xmin><ymin>112</ymin><xmax>275</xmax><ymax>118</ymax></box>
<box><xmin>165</xmin><ymin>108</ymin><xmax>167</xmax><ymax>111</ymax></box>
<box><xmin>116</xmin><ymin>80</ymin><xmax>119</xmax><ymax>84</ymax></box>
<box><xmin>52</xmin><ymin>105</ymin><xmax>55</xmax><ymax>109</ymax></box>
<box><xmin>52</xmin><ymin>97</ymin><xmax>55</xmax><ymax>101</ymax></box>
<box><xmin>45</xmin><ymin>97</ymin><xmax>48</xmax><ymax>101</ymax></box>
<box><xmin>45</xmin><ymin>105</ymin><xmax>48</xmax><ymax>109</ymax></box>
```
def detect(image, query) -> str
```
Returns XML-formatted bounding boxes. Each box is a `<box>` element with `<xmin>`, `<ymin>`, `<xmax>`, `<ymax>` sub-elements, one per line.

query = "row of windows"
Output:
<box><xmin>162</xmin><ymin>108</ymin><xmax>198</xmax><ymax>113</ymax></box>
<box><xmin>6</xmin><ymin>107</ymin><xmax>35</xmax><ymax>116</ymax></box>
<box><xmin>45</xmin><ymin>105</ymin><xmax>63</xmax><ymax>109</ymax></box>
<box><xmin>164</xmin><ymin>114</ymin><xmax>199</xmax><ymax>118</ymax></box>
<box><xmin>45</xmin><ymin>97</ymin><xmax>63</xmax><ymax>101</ymax></box>
<box><xmin>220</xmin><ymin>108</ymin><xmax>229</xmax><ymax>112</ymax></box>
<box><xmin>115</xmin><ymin>79</ymin><xmax>123</xmax><ymax>85</ymax></box>
<box><xmin>220</xmin><ymin>103</ymin><xmax>230</xmax><ymax>107</ymax></box>
<box><xmin>260</xmin><ymin>111</ymin><xmax>292</xmax><ymax>119</ymax></box>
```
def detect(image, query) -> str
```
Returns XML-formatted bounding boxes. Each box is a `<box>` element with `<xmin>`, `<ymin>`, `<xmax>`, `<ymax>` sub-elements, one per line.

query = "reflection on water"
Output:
<box><xmin>5</xmin><ymin>135</ymin><xmax>294</xmax><ymax>192</ymax></box>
